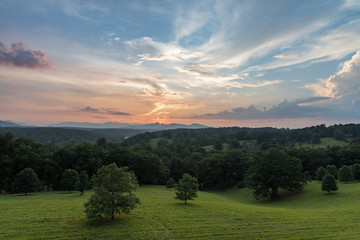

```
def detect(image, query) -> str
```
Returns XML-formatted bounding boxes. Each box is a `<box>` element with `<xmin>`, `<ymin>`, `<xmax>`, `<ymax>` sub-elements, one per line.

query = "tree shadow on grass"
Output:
<box><xmin>12</xmin><ymin>193</ymin><xmax>37</xmax><ymax>197</ymax></box>
<box><xmin>321</xmin><ymin>192</ymin><xmax>338</xmax><ymax>196</ymax></box>
<box><xmin>81</xmin><ymin>215</ymin><xmax>132</xmax><ymax>228</ymax></box>
<box><xmin>252</xmin><ymin>189</ymin><xmax>309</xmax><ymax>204</ymax></box>
<box><xmin>172</xmin><ymin>202</ymin><xmax>201</xmax><ymax>208</ymax></box>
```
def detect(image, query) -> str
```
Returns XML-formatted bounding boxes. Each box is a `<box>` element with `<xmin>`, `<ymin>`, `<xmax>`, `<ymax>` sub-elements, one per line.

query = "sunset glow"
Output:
<box><xmin>1</xmin><ymin>1</ymin><xmax>360</xmax><ymax>127</ymax></box>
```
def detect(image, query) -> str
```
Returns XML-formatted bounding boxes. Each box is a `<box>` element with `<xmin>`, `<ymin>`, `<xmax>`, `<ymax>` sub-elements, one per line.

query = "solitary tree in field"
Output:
<box><xmin>316</xmin><ymin>167</ymin><xmax>328</xmax><ymax>181</ymax></box>
<box><xmin>175</xmin><ymin>173</ymin><xmax>199</xmax><ymax>204</ymax></box>
<box><xmin>84</xmin><ymin>163</ymin><xmax>140</xmax><ymax>220</ymax></box>
<box><xmin>76</xmin><ymin>170</ymin><xmax>90</xmax><ymax>195</ymax></box>
<box><xmin>352</xmin><ymin>163</ymin><xmax>360</xmax><ymax>181</ymax></box>
<box><xmin>321</xmin><ymin>174</ymin><xmax>338</xmax><ymax>194</ymax></box>
<box><xmin>12</xmin><ymin>168</ymin><xmax>40</xmax><ymax>196</ymax></box>
<box><xmin>246</xmin><ymin>148</ymin><xmax>305</xmax><ymax>200</ymax></box>
<box><xmin>60</xmin><ymin>169</ymin><xmax>79</xmax><ymax>193</ymax></box>
<box><xmin>338</xmin><ymin>165</ymin><xmax>354</xmax><ymax>183</ymax></box>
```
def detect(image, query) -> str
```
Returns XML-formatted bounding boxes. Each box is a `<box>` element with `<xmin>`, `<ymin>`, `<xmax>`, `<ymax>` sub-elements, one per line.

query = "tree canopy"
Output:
<box><xmin>60</xmin><ymin>169</ymin><xmax>79</xmax><ymax>193</ymax></box>
<box><xmin>338</xmin><ymin>165</ymin><xmax>354</xmax><ymax>183</ymax></box>
<box><xmin>76</xmin><ymin>170</ymin><xmax>90</xmax><ymax>195</ymax></box>
<box><xmin>12</xmin><ymin>168</ymin><xmax>40</xmax><ymax>196</ymax></box>
<box><xmin>246</xmin><ymin>148</ymin><xmax>306</xmax><ymax>199</ymax></box>
<box><xmin>321</xmin><ymin>174</ymin><xmax>338</xmax><ymax>194</ymax></box>
<box><xmin>316</xmin><ymin>167</ymin><xmax>328</xmax><ymax>181</ymax></box>
<box><xmin>84</xmin><ymin>163</ymin><xmax>140</xmax><ymax>220</ymax></box>
<box><xmin>175</xmin><ymin>173</ymin><xmax>199</xmax><ymax>204</ymax></box>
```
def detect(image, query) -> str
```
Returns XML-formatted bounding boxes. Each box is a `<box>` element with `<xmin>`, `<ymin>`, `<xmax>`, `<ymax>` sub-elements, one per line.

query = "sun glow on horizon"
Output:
<box><xmin>1</xmin><ymin>1</ymin><xmax>360</xmax><ymax>128</ymax></box>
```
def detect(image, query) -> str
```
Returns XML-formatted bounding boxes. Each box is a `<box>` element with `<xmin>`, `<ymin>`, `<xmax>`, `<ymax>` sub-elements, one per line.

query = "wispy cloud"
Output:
<box><xmin>59</xmin><ymin>0</ymin><xmax>109</xmax><ymax>22</ymax></box>
<box><xmin>125</xmin><ymin>37</ymin><xmax>203</xmax><ymax>64</ymax></box>
<box><xmin>174</xmin><ymin>1</ymin><xmax>213</xmax><ymax>43</ymax></box>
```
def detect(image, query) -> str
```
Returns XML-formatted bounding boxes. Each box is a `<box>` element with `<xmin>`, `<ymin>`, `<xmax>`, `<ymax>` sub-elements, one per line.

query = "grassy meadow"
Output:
<box><xmin>1</xmin><ymin>182</ymin><xmax>360</xmax><ymax>239</ymax></box>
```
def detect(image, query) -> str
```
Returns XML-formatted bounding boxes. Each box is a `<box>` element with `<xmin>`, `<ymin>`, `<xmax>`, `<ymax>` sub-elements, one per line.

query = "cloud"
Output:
<box><xmin>306</xmin><ymin>51</ymin><xmax>360</xmax><ymax>99</ymax></box>
<box><xmin>167</xmin><ymin>1</ymin><xmax>359</xmax><ymax>76</ymax></box>
<box><xmin>0</xmin><ymin>40</ymin><xmax>53</xmax><ymax>70</ymax></box>
<box><xmin>59</xmin><ymin>0</ymin><xmax>109</xmax><ymax>22</ymax></box>
<box><xmin>79</xmin><ymin>106</ymin><xmax>99</xmax><ymax>113</ymax></box>
<box><xmin>174</xmin><ymin>1</ymin><xmax>213</xmax><ymax>42</ymax></box>
<box><xmin>124</xmin><ymin>37</ymin><xmax>203</xmax><ymax>63</ymax></box>
<box><xmin>303</xmin><ymin>50</ymin><xmax>360</xmax><ymax>119</ymax></box>
<box><xmin>93</xmin><ymin>115</ymin><xmax>108</xmax><ymax>119</ymax></box>
<box><xmin>75</xmin><ymin>106</ymin><xmax>130</xmax><ymax>116</ymax></box>
<box><xmin>343</xmin><ymin>0</ymin><xmax>360</xmax><ymax>9</ymax></box>
<box><xmin>273</xmin><ymin>54</ymin><xmax>298</xmax><ymax>59</ymax></box>
<box><xmin>189</xmin><ymin>97</ymin><xmax>329</xmax><ymax>120</ymax></box>
<box><xmin>177</xmin><ymin>64</ymin><xmax>239</xmax><ymax>81</ymax></box>
<box><xmin>107</xmin><ymin>111</ymin><xmax>129</xmax><ymax>116</ymax></box>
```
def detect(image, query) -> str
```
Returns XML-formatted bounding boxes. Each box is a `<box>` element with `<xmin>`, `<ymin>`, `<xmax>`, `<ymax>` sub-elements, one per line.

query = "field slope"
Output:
<box><xmin>1</xmin><ymin>182</ymin><xmax>360</xmax><ymax>239</ymax></box>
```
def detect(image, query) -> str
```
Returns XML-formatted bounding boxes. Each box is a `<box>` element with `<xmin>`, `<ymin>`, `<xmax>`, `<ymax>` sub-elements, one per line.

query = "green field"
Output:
<box><xmin>1</xmin><ymin>182</ymin><xmax>360</xmax><ymax>239</ymax></box>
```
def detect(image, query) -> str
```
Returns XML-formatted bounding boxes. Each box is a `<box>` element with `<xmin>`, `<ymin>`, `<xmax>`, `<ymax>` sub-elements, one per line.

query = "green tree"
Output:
<box><xmin>334</xmin><ymin>130</ymin><xmax>346</xmax><ymax>141</ymax></box>
<box><xmin>166</xmin><ymin>178</ymin><xmax>176</xmax><ymax>189</ymax></box>
<box><xmin>338</xmin><ymin>165</ymin><xmax>354</xmax><ymax>183</ymax></box>
<box><xmin>12</xmin><ymin>168</ymin><xmax>40</xmax><ymax>196</ymax></box>
<box><xmin>133</xmin><ymin>150</ymin><xmax>169</xmax><ymax>184</ymax></box>
<box><xmin>175</xmin><ymin>173</ymin><xmax>199</xmax><ymax>204</ymax></box>
<box><xmin>84</xmin><ymin>163</ymin><xmax>140</xmax><ymax>220</ymax></box>
<box><xmin>213</xmin><ymin>138</ymin><xmax>223</xmax><ymax>151</ymax></box>
<box><xmin>311</xmin><ymin>133</ymin><xmax>321</xmax><ymax>144</ymax></box>
<box><xmin>246</xmin><ymin>148</ymin><xmax>305</xmax><ymax>200</ymax></box>
<box><xmin>352</xmin><ymin>163</ymin><xmax>360</xmax><ymax>181</ymax></box>
<box><xmin>0</xmin><ymin>133</ymin><xmax>14</xmax><ymax>193</ymax></box>
<box><xmin>76</xmin><ymin>170</ymin><xmax>90</xmax><ymax>195</ymax></box>
<box><xmin>326</xmin><ymin>165</ymin><xmax>338</xmax><ymax>179</ymax></box>
<box><xmin>60</xmin><ymin>169</ymin><xmax>79</xmax><ymax>193</ymax></box>
<box><xmin>228</xmin><ymin>138</ymin><xmax>240</xmax><ymax>149</ymax></box>
<box><xmin>315</xmin><ymin>167</ymin><xmax>328</xmax><ymax>181</ymax></box>
<box><xmin>321</xmin><ymin>174</ymin><xmax>338</xmax><ymax>194</ymax></box>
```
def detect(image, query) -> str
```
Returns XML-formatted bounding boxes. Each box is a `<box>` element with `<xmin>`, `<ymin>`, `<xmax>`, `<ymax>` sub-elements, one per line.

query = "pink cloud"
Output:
<box><xmin>0</xmin><ymin>40</ymin><xmax>53</xmax><ymax>70</ymax></box>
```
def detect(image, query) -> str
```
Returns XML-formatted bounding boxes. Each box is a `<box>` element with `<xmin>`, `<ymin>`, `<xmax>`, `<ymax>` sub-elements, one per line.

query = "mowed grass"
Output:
<box><xmin>1</xmin><ymin>182</ymin><xmax>360</xmax><ymax>239</ymax></box>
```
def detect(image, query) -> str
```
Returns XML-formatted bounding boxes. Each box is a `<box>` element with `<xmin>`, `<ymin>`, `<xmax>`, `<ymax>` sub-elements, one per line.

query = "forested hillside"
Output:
<box><xmin>0</xmin><ymin>127</ymin><xmax>145</xmax><ymax>145</ymax></box>
<box><xmin>126</xmin><ymin>124</ymin><xmax>360</xmax><ymax>148</ymax></box>
<box><xmin>1</xmin><ymin>123</ymin><xmax>360</xmax><ymax>195</ymax></box>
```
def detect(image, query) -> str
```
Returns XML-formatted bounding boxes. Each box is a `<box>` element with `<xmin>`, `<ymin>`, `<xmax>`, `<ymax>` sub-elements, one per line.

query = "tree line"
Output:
<box><xmin>1</xmin><ymin>123</ymin><xmax>360</xmax><ymax>197</ymax></box>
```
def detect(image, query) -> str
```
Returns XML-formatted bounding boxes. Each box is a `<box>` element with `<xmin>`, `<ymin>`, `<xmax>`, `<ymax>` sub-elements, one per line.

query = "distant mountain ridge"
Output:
<box><xmin>0</xmin><ymin>120</ymin><xmax>208</xmax><ymax>130</ymax></box>
<box><xmin>47</xmin><ymin>121</ymin><xmax>208</xmax><ymax>130</ymax></box>
<box><xmin>0</xmin><ymin>120</ymin><xmax>24</xmax><ymax>127</ymax></box>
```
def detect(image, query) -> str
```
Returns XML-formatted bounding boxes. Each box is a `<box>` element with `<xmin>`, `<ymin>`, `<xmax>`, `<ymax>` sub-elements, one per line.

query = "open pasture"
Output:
<box><xmin>1</xmin><ymin>182</ymin><xmax>360</xmax><ymax>239</ymax></box>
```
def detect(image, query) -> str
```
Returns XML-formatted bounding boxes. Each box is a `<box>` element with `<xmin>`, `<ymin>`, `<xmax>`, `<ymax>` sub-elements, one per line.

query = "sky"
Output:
<box><xmin>1</xmin><ymin>0</ymin><xmax>360</xmax><ymax>128</ymax></box>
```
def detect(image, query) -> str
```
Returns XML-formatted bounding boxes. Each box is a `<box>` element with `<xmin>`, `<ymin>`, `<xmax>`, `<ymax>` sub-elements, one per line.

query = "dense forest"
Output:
<box><xmin>0</xmin><ymin>127</ymin><xmax>146</xmax><ymax>146</ymax></box>
<box><xmin>1</xmin><ymin>123</ymin><xmax>360</xmax><ymax>195</ymax></box>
